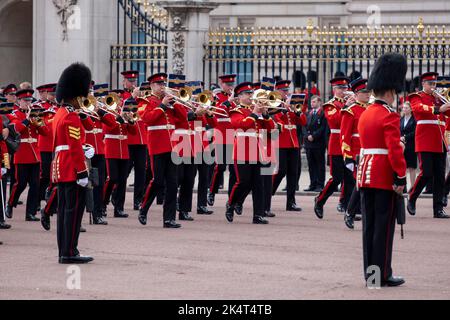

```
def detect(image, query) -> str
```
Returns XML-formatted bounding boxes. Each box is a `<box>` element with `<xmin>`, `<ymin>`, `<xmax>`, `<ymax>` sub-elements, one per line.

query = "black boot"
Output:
<box><xmin>207</xmin><ymin>192</ymin><xmax>215</xmax><ymax>206</ymax></box>
<box><xmin>235</xmin><ymin>204</ymin><xmax>243</xmax><ymax>215</ymax></box>
<box><xmin>93</xmin><ymin>216</ymin><xmax>108</xmax><ymax>225</ymax></box>
<box><xmin>434</xmin><ymin>209</ymin><xmax>450</xmax><ymax>219</ymax></box>
<box><xmin>253</xmin><ymin>216</ymin><xmax>269</xmax><ymax>224</ymax></box>
<box><xmin>264</xmin><ymin>210</ymin><xmax>276</xmax><ymax>218</ymax></box>
<box><xmin>314</xmin><ymin>197</ymin><xmax>324</xmax><ymax>219</ymax></box>
<box><xmin>5</xmin><ymin>205</ymin><xmax>12</xmax><ymax>219</ymax></box>
<box><xmin>179</xmin><ymin>211</ymin><xmax>194</xmax><ymax>221</ymax></box>
<box><xmin>287</xmin><ymin>203</ymin><xmax>302</xmax><ymax>212</ymax></box>
<box><xmin>26</xmin><ymin>214</ymin><xmax>40</xmax><ymax>222</ymax></box>
<box><xmin>40</xmin><ymin>209</ymin><xmax>51</xmax><ymax>231</ymax></box>
<box><xmin>114</xmin><ymin>209</ymin><xmax>129</xmax><ymax>218</ymax></box>
<box><xmin>407</xmin><ymin>199</ymin><xmax>416</xmax><ymax>216</ymax></box>
<box><xmin>336</xmin><ymin>202</ymin><xmax>345</xmax><ymax>213</ymax></box>
<box><xmin>164</xmin><ymin>220</ymin><xmax>181</xmax><ymax>228</ymax></box>
<box><xmin>344</xmin><ymin>213</ymin><xmax>354</xmax><ymax>229</ymax></box>
<box><xmin>225</xmin><ymin>203</ymin><xmax>234</xmax><ymax>223</ymax></box>
<box><xmin>197</xmin><ymin>206</ymin><xmax>213</xmax><ymax>215</ymax></box>
<box><xmin>0</xmin><ymin>221</ymin><xmax>11</xmax><ymax>230</ymax></box>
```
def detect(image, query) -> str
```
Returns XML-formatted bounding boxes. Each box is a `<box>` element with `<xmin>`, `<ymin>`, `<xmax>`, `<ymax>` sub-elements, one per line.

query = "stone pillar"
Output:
<box><xmin>33</xmin><ymin>0</ymin><xmax>116</xmax><ymax>85</ymax></box>
<box><xmin>157</xmin><ymin>0</ymin><xmax>218</xmax><ymax>81</ymax></box>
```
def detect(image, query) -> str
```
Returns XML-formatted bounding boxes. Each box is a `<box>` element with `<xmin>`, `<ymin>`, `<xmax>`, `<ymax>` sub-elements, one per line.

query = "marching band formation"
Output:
<box><xmin>1</xmin><ymin>52</ymin><xmax>450</xmax><ymax>286</ymax></box>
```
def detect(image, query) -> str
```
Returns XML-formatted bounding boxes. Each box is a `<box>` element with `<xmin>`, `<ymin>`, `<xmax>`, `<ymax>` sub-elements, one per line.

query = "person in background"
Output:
<box><xmin>400</xmin><ymin>99</ymin><xmax>417</xmax><ymax>191</ymax></box>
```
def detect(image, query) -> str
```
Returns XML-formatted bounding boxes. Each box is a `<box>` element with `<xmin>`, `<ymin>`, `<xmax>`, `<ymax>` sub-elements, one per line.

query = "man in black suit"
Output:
<box><xmin>304</xmin><ymin>96</ymin><xmax>327</xmax><ymax>192</ymax></box>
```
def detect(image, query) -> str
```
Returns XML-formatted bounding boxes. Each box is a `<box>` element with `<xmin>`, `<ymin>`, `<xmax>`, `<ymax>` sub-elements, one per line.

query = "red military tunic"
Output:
<box><xmin>10</xmin><ymin>110</ymin><xmax>49</xmax><ymax>164</ymax></box>
<box><xmin>340</xmin><ymin>101</ymin><xmax>368</xmax><ymax>161</ymax></box>
<box><xmin>409</xmin><ymin>91</ymin><xmax>448</xmax><ymax>153</ymax></box>
<box><xmin>51</xmin><ymin>105</ymin><xmax>88</xmax><ymax>183</ymax></box>
<box><xmin>138</xmin><ymin>94</ymin><xmax>187</xmax><ymax>156</ymax></box>
<box><xmin>0</xmin><ymin>121</ymin><xmax>10</xmax><ymax>175</ymax></box>
<box><xmin>85</xmin><ymin>112</ymin><xmax>117</xmax><ymax>155</ymax></box>
<box><xmin>104</xmin><ymin>118</ymin><xmax>137</xmax><ymax>160</ymax></box>
<box><xmin>273</xmin><ymin>110</ymin><xmax>307</xmax><ymax>149</ymax></box>
<box><xmin>323</xmin><ymin>97</ymin><xmax>345</xmax><ymax>156</ymax></box>
<box><xmin>173</xmin><ymin>112</ymin><xmax>209</xmax><ymax>158</ymax></box>
<box><xmin>229</xmin><ymin>106</ymin><xmax>275</xmax><ymax>163</ymax></box>
<box><xmin>206</xmin><ymin>98</ymin><xmax>236</xmax><ymax>145</ymax></box>
<box><xmin>357</xmin><ymin>100</ymin><xmax>407</xmax><ymax>191</ymax></box>
<box><xmin>38</xmin><ymin>110</ymin><xmax>56</xmax><ymax>153</ymax></box>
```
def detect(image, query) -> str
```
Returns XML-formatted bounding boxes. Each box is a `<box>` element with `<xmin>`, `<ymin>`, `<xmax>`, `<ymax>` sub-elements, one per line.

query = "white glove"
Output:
<box><xmin>77</xmin><ymin>178</ymin><xmax>89</xmax><ymax>188</ymax></box>
<box><xmin>1</xmin><ymin>168</ymin><xmax>7</xmax><ymax>176</ymax></box>
<box><xmin>84</xmin><ymin>146</ymin><xmax>95</xmax><ymax>159</ymax></box>
<box><xmin>346</xmin><ymin>163</ymin><xmax>355</xmax><ymax>172</ymax></box>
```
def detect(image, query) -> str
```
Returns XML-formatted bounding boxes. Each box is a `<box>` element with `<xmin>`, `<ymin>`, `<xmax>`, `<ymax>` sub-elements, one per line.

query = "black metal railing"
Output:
<box><xmin>111</xmin><ymin>0</ymin><xmax>168</xmax><ymax>88</ymax></box>
<box><xmin>203</xmin><ymin>19</ymin><xmax>450</xmax><ymax>99</ymax></box>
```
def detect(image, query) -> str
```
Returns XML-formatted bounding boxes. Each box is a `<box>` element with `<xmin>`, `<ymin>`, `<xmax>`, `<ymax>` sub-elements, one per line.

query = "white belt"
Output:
<box><xmin>362</xmin><ymin>148</ymin><xmax>388</xmax><ymax>155</ymax></box>
<box><xmin>20</xmin><ymin>138</ymin><xmax>38</xmax><ymax>144</ymax></box>
<box><xmin>195</xmin><ymin>127</ymin><xmax>206</xmax><ymax>132</ymax></box>
<box><xmin>236</xmin><ymin>132</ymin><xmax>262</xmax><ymax>138</ymax></box>
<box><xmin>174</xmin><ymin>129</ymin><xmax>195</xmax><ymax>136</ymax></box>
<box><xmin>417</xmin><ymin>120</ymin><xmax>446</xmax><ymax>126</ymax></box>
<box><xmin>55</xmin><ymin>145</ymin><xmax>69</xmax><ymax>153</ymax></box>
<box><xmin>86</xmin><ymin>129</ymin><xmax>103</xmax><ymax>134</ymax></box>
<box><xmin>217</xmin><ymin>118</ymin><xmax>231</xmax><ymax>123</ymax></box>
<box><xmin>330</xmin><ymin>129</ymin><xmax>341</xmax><ymax>134</ymax></box>
<box><xmin>352</xmin><ymin>133</ymin><xmax>360</xmax><ymax>138</ymax></box>
<box><xmin>147</xmin><ymin>125</ymin><xmax>175</xmax><ymax>131</ymax></box>
<box><xmin>284</xmin><ymin>125</ymin><xmax>296</xmax><ymax>130</ymax></box>
<box><xmin>104</xmin><ymin>134</ymin><xmax>127</xmax><ymax>140</ymax></box>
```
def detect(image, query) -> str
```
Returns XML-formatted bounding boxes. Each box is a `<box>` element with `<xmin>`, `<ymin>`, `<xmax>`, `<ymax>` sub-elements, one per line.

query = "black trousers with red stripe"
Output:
<box><xmin>361</xmin><ymin>188</ymin><xmax>396</xmax><ymax>282</ymax></box>
<box><xmin>104</xmin><ymin>158</ymin><xmax>129</xmax><ymax>212</ymax></box>
<box><xmin>141</xmin><ymin>152</ymin><xmax>177</xmax><ymax>221</ymax></box>
<box><xmin>272</xmin><ymin>148</ymin><xmax>300</xmax><ymax>206</ymax></box>
<box><xmin>127</xmin><ymin>144</ymin><xmax>148</xmax><ymax>205</ymax></box>
<box><xmin>342</xmin><ymin>166</ymin><xmax>356</xmax><ymax>209</ymax></box>
<box><xmin>209</xmin><ymin>144</ymin><xmax>236</xmax><ymax>196</ymax></box>
<box><xmin>39</xmin><ymin>152</ymin><xmax>53</xmax><ymax>202</ymax></box>
<box><xmin>196</xmin><ymin>159</ymin><xmax>211</xmax><ymax>208</ymax></box>
<box><xmin>9</xmin><ymin>163</ymin><xmax>40</xmax><ymax>217</ymax></box>
<box><xmin>43</xmin><ymin>184</ymin><xmax>58</xmax><ymax>217</ymax></box>
<box><xmin>228</xmin><ymin>162</ymin><xmax>264</xmax><ymax>218</ymax></box>
<box><xmin>177</xmin><ymin>160</ymin><xmax>197</xmax><ymax>213</ymax></box>
<box><xmin>409</xmin><ymin>152</ymin><xmax>445</xmax><ymax>213</ymax></box>
<box><xmin>316</xmin><ymin>155</ymin><xmax>344</xmax><ymax>206</ymax></box>
<box><xmin>57</xmin><ymin>182</ymin><xmax>86</xmax><ymax>258</ymax></box>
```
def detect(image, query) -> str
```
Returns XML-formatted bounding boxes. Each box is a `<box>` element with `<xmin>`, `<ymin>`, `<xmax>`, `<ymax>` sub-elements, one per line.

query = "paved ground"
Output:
<box><xmin>1</xmin><ymin>190</ymin><xmax>449</xmax><ymax>300</ymax></box>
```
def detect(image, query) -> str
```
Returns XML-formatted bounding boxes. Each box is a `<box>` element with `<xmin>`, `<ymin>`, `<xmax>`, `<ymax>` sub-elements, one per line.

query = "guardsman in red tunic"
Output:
<box><xmin>206</xmin><ymin>74</ymin><xmax>237</xmax><ymax>207</ymax></box>
<box><xmin>0</xmin><ymin>103</ymin><xmax>12</xmax><ymax>230</ymax></box>
<box><xmin>138</xmin><ymin>73</ymin><xmax>187</xmax><ymax>228</ymax></box>
<box><xmin>37</xmin><ymin>84</ymin><xmax>58</xmax><ymax>209</ymax></box>
<box><xmin>339</xmin><ymin>78</ymin><xmax>370</xmax><ymax>229</ymax></box>
<box><xmin>358</xmin><ymin>53</ymin><xmax>407</xmax><ymax>287</ymax></box>
<box><xmin>226</xmin><ymin>85</ymin><xmax>275</xmax><ymax>224</ymax></box>
<box><xmin>272</xmin><ymin>81</ymin><xmax>307</xmax><ymax>212</ymax></box>
<box><xmin>314</xmin><ymin>77</ymin><xmax>351</xmax><ymax>219</ymax></box>
<box><xmin>103</xmin><ymin>98</ymin><xmax>137</xmax><ymax>218</ymax></box>
<box><xmin>3</xmin><ymin>84</ymin><xmax>18</xmax><ymax>105</ymax></box>
<box><xmin>121</xmin><ymin>70</ymin><xmax>139</xmax><ymax>100</ymax></box>
<box><xmin>408</xmin><ymin>72</ymin><xmax>450</xmax><ymax>219</ymax></box>
<box><xmin>6</xmin><ymin>90</ymin><xmax>49</xmax><ymax>221</ymax></box>
<box><xmin>85</xmin><ymin>83</ymin><xmax>117</xmax><ymax>225</ymax></box>
<box><xmin>52</xmin><ymin>62</ymin><xmax>93</xmax><ymax>264</ymax></box>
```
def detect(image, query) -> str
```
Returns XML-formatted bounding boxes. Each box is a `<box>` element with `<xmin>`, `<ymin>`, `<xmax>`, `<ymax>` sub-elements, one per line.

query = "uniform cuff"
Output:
<box><xmin>187</xmin><ymin>111</ymin><xmax>197</xmax><ymax>122</ymax></box>
<box><xmin>393</xmin><ymin>174</ymin><xmax>407</xmax><ymax>186</ymax></box>
<box><xmin>97</xmin><ymin>108</ymin><xmax>107</xmax><ymax>117</ymax></box>
<box><xmin>160</xmin><ymin>103</ymin><xmax>168</xmax><ymax>111</ymax></box>
<box><xmin>434</xmin><ymin>106</ymin><xmax>441</xmax><ymax>115</ymax></box>
<box><xmin>77</xmin><ymin>170</ymin><xmax>88</xmax><ymax>180</ymax></box>
<box><xmin>116</xmin><ymin>116</ymin><xmax>125</xmax><ymax>125</ymax></box>
<box><xmin>22</xmin><ymin>119</ymin><xmax>31</xmax><ymax>127</ymax></box>
<box><xmin>79</xmin><ymin>112</ymin><xmax>88</xmax><ymax>120</ymax></box>
<box><xmin>250</xmin><ymin>113</ymin><xmax>259</xmax><ymax>121</ymax></box>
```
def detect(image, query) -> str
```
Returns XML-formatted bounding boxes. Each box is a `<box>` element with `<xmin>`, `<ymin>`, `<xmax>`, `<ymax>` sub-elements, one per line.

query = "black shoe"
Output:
<box><xmin>17</xmin><ymin>200</ymin><xmax>23</xmax><ymax>205</ymax></box>
<box><xmin>253</xmin><ymin>216</ymin><xmax>269</xmax><ymax>224</ymax></box>
<box><xmin>434</xmin><ymin>209</ymin><xmax>450</xmax><ymax>219</ymax></box>
<box><xmin>138</xmin><ymin>210</ymin><xmax>147</xmax><ymax>226</ymax></box>
<box><xmin>0</xmin><ymin>221</ymin><xmax>11</xmax><ymax>230</ymax></box>
<box><xmin>207</xmin><ymin>192</ymin><xmax>215</xmax><ymax>206</ymax></box>
<box><xmin>179</xmin><ymin>212</ymin><xmax>194</xmax><ymax>221</ymax></box>
<box><xmin>336</xmin><ymin>203</ymin><xmax>345</xmax><ymax>213</ymax></box>
<box><xmin>354</xmin><ymin>215</ymin><xmax>362</xmax><ymax>222</ymax></box>
<box><xmin>287</xmin><ymin>203</ymin><xmax>302</xmax><ymax>212</ymax></box>
<box><xmin>5</xmin><ymin>205</ymin><xmax>12</xmax><ymax>219</ymax></box>
<box><xmin>407</xmin><ymin>199</ymin><xmax>416</xmax><ymax>216</ymax></box>
<box><xmin>443</xmin><ymin>196</ymin><xmax>448</xmax><ymax>208</ymax></box>
<box><xmin>225</xmin><ymin>204</ymin><xmax>234</xmax><ymax>223</ymax></box>
<box><xmin>80</xmin><ymin>226</ymin><xmax>87</xmax><ymax>233</ymax></box>
<box><xmin>197</xmin><ymin>206</ymin><xmax>213</xmax><ymax>215</ymax></box>
<box><xmin>59</xmin><ymin>256</ymin><xmax>94</xmax><ymax>264</ymax></box>
<box><xmin>40</xmin><ymin>210</ymin><xmax>51</xmax><ymax>231</ymax></box>
<box><xmin>26</xmin><ymin>215</ymin><xmax>40</xmax><ymax>222</ymax></box>
<box><xmin>102</xmin><ymin>207</ymin><xmax>107</xmax><ymax>217</ymax></box>
<box><xmin>164</xmin><ymin>220</ymin><xmax>181</xmax><ymax>228</ymax></box>
<box><xmin>133</xmin><ymin>202</ymin><xmax>141</xmax><ymax>211</ymax></box>
<box><xmin>313</xmin><ymin>187</ymin><xmax>323</xmax><ymax>192</ymax></box>
<box><xmin>264</xmin><ymin>211</ymin><xmax>276</xmax><ymax>218</ymax></box>
<box><xmin>381</xmin><ymin>276</ymin><xmax>405</xmax><ymax>287</ymax></box>
<box><xmin>344</xmin><ymin>213</ymin><xmax>354</xmax><ymax>229</ymax></box>
<box><xmin>314</xmin><ymin>197</ymin><xmax>324</xmax><ymax>219</ymax></box>
<box><xmin>114</xmin><ymin>210</ymin><xmax>129</xmax><ymax>218</ymax></box>
<box><xmin>303</xmin><ymin>186</ymin><xmax>315</xmax><ymax>192</ymax></box>
<box><xmin>93</xmin><ymin>217</ymin><xmax>108</xmax><ymax>225</ymax></box>
<box><xmin>235</xmin><ymin>204</ymin><xmax>243</xmax><ymax>215</ymax></box>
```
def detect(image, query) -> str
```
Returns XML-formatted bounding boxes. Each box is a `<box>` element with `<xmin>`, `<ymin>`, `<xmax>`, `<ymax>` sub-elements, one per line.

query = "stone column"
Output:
<box><xmin>33</xmin><ymin>0</ymin><xmax>116</xmax><ymax>85</ymax></box>
<box><xmin>157</xmin><ymin>0</ymin><xmax>218</xmax><ymax>81</ymax></box>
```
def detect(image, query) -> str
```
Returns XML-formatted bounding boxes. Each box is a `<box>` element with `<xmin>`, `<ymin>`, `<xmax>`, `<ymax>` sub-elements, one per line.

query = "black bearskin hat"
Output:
<box><xmin>307</xmin><ymin>70</ymin><xmax>317</xmax><ymax>83</ymax></box>
<box><xmin>56</xmin><ymin>62</ymin><xmax>92</xmax><ymax>103</ymax></box>
<box><xmin>349</xmin><ymin>70</ymin><xmax>362</xmax><ymax>82</ymax></box>
<box><xmin>367</xmin><ymin>53</ymin><xmax>407</xmax><ymax>93</ymax></box>
<box><xmin>334</xmin><ymin>71</ymin><xmax>346</xmax><ymax>78</ymax></box>
<box><xmin>292</xmin><ymin>70</ymin><xmax>306</xmax><ymax>90</ymax></box>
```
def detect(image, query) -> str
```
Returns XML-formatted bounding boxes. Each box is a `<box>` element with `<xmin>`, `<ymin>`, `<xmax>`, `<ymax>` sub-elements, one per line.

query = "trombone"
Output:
<box><xmin>164</xmin><ymin>87</ymin><xmax>196</xmax><ymax>110</ymax></box>
<box><xmin>251</xmin><ymin>89</ymin><xmax>288</xmax><ymax>111</ymax></box>
<box><xmin>77</xmin><ymin>95</ymin><xmax>101</xmax><ymax>120</ymax></box>
<box><xmin>432</xmin><ymin>88</ymin><xmax>450</xmax><ymax>105</ymax></box>
<box><xmin>191</xmin><ymin>90</ymin><xmax>228</xmax><ymax>117</ymax></box>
